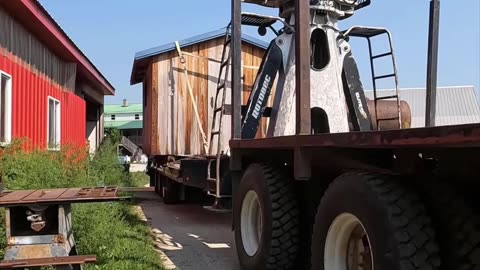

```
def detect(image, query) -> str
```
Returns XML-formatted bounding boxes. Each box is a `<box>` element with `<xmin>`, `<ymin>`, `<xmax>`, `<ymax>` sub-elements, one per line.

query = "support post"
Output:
<box><xmin>425</xmin><ymin>0</ymin><xmax>440</xmax><ymax>127</ymax></box>
<box><xmin>295</xmin><ymin>0</ymin><xmax>311</xmax><ymax>135</ymax></box>
<box><xmin>294</xmin><ymin>0</ymin><xmax>312</xmax><ymax>180</ymax></box>
<box><xmin>231</xmin><ymin>0</ymin><xmax>242</xmax><ymax>139</ymax></box>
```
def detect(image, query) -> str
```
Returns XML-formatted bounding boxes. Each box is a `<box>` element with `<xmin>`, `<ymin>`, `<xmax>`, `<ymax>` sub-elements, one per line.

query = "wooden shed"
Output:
<box><xmin>130</xmin><ymin>28</ymin><xmax>270</xmax><ymax>157</ymax></box>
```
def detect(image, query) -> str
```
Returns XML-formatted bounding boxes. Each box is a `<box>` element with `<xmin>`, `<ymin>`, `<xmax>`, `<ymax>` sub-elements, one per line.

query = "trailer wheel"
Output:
<box><xmin>234</xmin><ymin>164</ymin><xmax>300</xmax><ymax>270</ymax></box>
<box><xmin>153</xmin><ymin>171</ymin><xmax>159</xmax><ymax>194</ymax></box>
<box><xmin>419</xmin><ymin>180</ymin><xmax>480</xmax><ymax>270</ymax></box>
<box><xmin>161</xmin><ymin>175</ymin><xmax>180</xmax><ymax>204</ymax></box>
<box><xmin>311</xmin><ymin>173</ymin><xmax>441</xmax><ymax>270</ymax></box>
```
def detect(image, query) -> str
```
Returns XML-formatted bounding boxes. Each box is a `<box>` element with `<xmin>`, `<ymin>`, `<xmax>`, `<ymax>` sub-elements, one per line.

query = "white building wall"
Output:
<box><xmin>86</xmin><ymin>121</ymin><xmax>98</xmax><ymax>155</ymax></box>
<box><xmin>104</xmin><ymin>113</ymin><xmax>143</xmax><ymax>122</ymax></box>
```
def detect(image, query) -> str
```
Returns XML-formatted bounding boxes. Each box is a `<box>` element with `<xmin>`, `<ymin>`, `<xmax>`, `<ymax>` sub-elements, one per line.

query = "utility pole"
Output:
<box><xmin>425</xmin><ymin>0</ymin><xmax>440</xmax><ymax>127</ymax></box>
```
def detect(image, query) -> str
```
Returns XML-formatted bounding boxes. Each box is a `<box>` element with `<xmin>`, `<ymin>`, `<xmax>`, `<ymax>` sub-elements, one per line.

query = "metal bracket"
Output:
<box><xmin>294</xmin><ymin>148</ymin><xmax>311</xmax><ymax>181</ymax></box>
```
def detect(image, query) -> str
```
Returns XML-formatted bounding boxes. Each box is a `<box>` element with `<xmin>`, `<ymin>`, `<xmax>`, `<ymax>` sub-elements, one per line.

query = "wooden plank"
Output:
<box><xmin>146</xmin><ymin>76</ymin><xmax>152</xmax><ymax>155</ymax></box>
<box><xmin>199</xmin><ymin>42</ymin><xmax>209</xmax><ymax>155</ymax></box>
<box><xmin>253</xmin><ymin>46</ymin><xmax>268</xmax><ymax>138</ymax></box>
<box><xmin>191</xmin><ymin>44</ymin><xmax>200</xmax><ymax>155</ymax></box>
<box><xmin>171</xmin><ymin>52</ymin><xmax>178</xmax><ymax>154</ymax></box>
<box><xmin>151</xmin><ymin>63</ymin><xmax>159</xmax><ymax>155</ymax></box>
<box><xmin>184</xmin><ymin>46</ymin><xmax>193</xmax><ymax>154</ymax></box>
<box><xmin>221</xmin><ymin>38</ymin><xmax>233</xmax><ymax>153</ymax></box>
<box><xmin>167</xmin><ymin>56</ymin><xmax>177</xmax><ymax>155</ymax></box>
<box><xmin>207</xmin><ymin>39</ymin><xmax>220</xmax><ymax>154</ymax></box>
<box><xmin>176</xmin><ymin>51</ymin><xmax>186</xmax><ymax>154</ymax></box>
<box><xmin>157</xmin><ymin>54</ymin><xmax>169</xmax><ymax>154</ymax></box>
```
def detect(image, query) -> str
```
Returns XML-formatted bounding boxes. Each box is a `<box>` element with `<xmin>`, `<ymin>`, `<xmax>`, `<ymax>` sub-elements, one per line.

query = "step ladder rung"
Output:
<box><xmin>374</xmin><ymin>73</ymin><xmax>396</xmax><ymax>80</ymax></box>
<box><xmin>220</xmin><ymin>61</ymin><xmax>229</xmax><ymax>68</ymax></box>
<box><xmin>375</xmin><ymin>95</ymin><xmax>398</xmax><ymax>100</ymax></box>
<box><xmin>372</xmin><ymin>52</ymin><xmax>392</xmax><ymax>59</ymax></box>
<box><xmin>211</xmin><ymin>131</ymin><xmax>220</xmax><ymax>136</ymax></box>
<box><xmin>377</xmin><ymin>117</ymin><xmax>400</xmax><ymax>121</ymax></box>
<box><xmin>214</xmin><ymin>107</ymin><xmax>223</xmax><ymax>113</ymax></box>
<box><xmin>224</xmin><ymin>38</ymin><xmax>231</xmax><ymax>45</ymax></box>
<box><xmin>217</xmin><ymin>82</ymin><xmax>225</xmax><ymax>90</ymax></box>
<box><xmin>207</xmin><ymin>178</ymin><xmax>217</xmax><ymax>182</ymax></box>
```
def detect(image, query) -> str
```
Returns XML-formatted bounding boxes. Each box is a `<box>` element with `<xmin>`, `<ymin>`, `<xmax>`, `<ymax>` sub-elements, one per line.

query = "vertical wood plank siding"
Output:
<box><xmin>144</xmin><ymin>38</ymin><xmax>268</xmax><ymax>156</ymax></box>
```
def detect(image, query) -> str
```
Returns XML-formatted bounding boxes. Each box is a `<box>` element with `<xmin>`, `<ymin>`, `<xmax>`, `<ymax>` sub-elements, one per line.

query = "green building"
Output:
<box><xmin>104</xmin><ymin>99</ymin><xmax>143</xmax><ymax>148</ymax></box>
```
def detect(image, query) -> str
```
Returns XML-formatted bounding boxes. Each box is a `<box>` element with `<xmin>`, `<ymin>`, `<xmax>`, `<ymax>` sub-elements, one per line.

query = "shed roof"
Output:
<box><xmin>365</xmin><ymin>86</ymin><xmax>480</xmax><ymax>127</ymax></box>
<box><xmin>105</xmin><ymin>120</ymin><xmax>143</xmax><ymax>130</ymax></box>
<box><xmin>104</xmin><ymin>104</ymin><xmax>143</xmax><ymax>114</ymax></box>
<box><xmin>0</xmin><ymin>0</ymin><xmax>115</xmax><ymax>95</ymax></box>
<box><xmin>130</xmin><ymin>28</ymin><xmax>269</xmax><ymax>85</ymax></box>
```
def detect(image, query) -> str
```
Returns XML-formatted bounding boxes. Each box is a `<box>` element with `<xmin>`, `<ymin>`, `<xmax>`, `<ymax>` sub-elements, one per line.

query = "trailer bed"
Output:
<box><xmin>230</xmin><ymin>124</ymin><xmax>480</xmax><ymax>150</ymax></box>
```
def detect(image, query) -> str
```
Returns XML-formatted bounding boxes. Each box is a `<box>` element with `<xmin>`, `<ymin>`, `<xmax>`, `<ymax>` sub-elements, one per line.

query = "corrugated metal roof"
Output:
<box><xmin>134</xmin><ymin>28</ymin><xmax>269</xmax><ymax>61</ymax></box>
<box><xmin>130</xmin><ymin>28</ymin><xmax>269</xmax><ymax>85</ymax></box>
<box><xmin>104</xmin><ymin>104</ymin><xmax>143</xmax><ymax>114</ymax></box>
<box><xmin>365</xmin><ymin>86</ymin><xmax>480</xmax><ymax>127</ymax></box>
<box><xmin>105</xmin><ymin>120</ymin><xmax>142</xmax><ymax>130</ymax></box>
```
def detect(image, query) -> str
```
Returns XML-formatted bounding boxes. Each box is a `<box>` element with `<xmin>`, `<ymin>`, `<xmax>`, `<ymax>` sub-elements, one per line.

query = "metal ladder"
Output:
<box><xmin>207</xmin><ymin>25</ymin><xmax>232</xmax><ymax>200</ymax></box>
<box><xmin>367</xmin><ymin>31</ymin><xmax>402</xmax><ymax>130</ymax></box>
<box><xmin>345</xmin><ymin>26</ymin><xmax>402</xmax><ymax>130</ymax></box>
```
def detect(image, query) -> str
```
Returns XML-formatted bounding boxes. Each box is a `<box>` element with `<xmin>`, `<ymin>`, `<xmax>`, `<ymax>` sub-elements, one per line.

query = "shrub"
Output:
<box><xmin>0</xmin><ymin>137</ymin><xmax>164</xmax><ymax>270</ymax></box>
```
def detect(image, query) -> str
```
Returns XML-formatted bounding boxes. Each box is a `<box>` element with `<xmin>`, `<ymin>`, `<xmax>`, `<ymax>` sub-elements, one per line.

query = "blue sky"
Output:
<box><xmin>39</xmin><ymin>1</ymin><xmax>479</xmax><ymax>105</ymax></box>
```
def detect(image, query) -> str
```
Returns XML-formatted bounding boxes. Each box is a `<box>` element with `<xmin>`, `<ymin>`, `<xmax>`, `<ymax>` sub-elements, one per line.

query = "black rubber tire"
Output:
<box><xmin>234</xmin><ymin>163</ymin><xmax>300</xmax><ymax>270</ymax></box>
<box><xmin>418</xmin><ymin>180</ymin><xmax>480</xmax><ymax>270</ymax></box>
<box><xmin>311</xmin><ymin>173</ymin><xmax>441</xmax><ymax>270</ymax></box>
<box><xmin>161</xmin><ymin>175</ymin><xmax>180</xmax><ymax>204</ymax></box>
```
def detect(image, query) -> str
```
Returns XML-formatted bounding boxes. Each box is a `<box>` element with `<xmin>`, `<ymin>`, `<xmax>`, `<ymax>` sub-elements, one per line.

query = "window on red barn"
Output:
<box><xmin>47</xmin><ymin>97</ymin><xmax>61</xmax><ymax>150</ymax></box>
<box><xmin>0</xmin><ymin>71</ymin><xmax>12</xmax><ymax>145</ymax></box>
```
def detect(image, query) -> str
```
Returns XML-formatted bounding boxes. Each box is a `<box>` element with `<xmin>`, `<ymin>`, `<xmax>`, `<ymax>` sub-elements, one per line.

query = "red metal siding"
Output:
<box><xmin>0</xmin><ymin>52</ymin><xmax>86</xmax><ymax>150</ymax></box>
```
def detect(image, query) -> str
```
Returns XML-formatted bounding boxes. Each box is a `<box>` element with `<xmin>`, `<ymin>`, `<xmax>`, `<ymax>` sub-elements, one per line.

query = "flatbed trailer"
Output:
<box><xmin>225</xmin><ymin>1</ymin><xmax>480</xmax><ymax>269</ymax></box>
<box><xmin>134</xmin><ymin>0</ymin><xmax>480</xmax><ymax>269</ymax></box>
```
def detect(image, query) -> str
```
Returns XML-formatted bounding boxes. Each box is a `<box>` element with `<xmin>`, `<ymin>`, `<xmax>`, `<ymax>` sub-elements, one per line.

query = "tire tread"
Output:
<box><xmin>259</xmin><ymin>164</ymin><xmax>300</xmax><ymax>270</ymax></box>
<box><xmin>419</xmin><ymin>181</ymin><xmax>480</xmax><ymax>270</ymax></box>
<box><xmin>315</xmin><ymin>172</ymin><xmax>441</xmax><ymax>270</ymax></box>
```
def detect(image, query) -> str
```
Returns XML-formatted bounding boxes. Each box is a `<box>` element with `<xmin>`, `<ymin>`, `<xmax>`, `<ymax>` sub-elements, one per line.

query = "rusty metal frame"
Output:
<box><xmin>230</xmin><ymin>124</ymin><xmax>480</xmax><ymax>149</ymax></box>
<box><xmin>295</xmin><ymin>0</ymin><xmax>311</xmax><ymax>135</ymax></box>
<box><xmin>0</xmin><ymin>255</ymin><xmax>96</xmax><ymax>268</ymax></box>
<box><xmin>231</xmin><ymin>0</ymin><xmax>242</xmax><ymax>140</ymax></box>
<box><xmin>425</xmin><ymin>0</ymin><xmax>441</xmax><ymax>127</ymax></box>
<box><xmin>229</xmin><ymin>0</ymin><xmax>480</xmax><ymax>154</ymax></box>
<box><xmin>0</xmin><ymin>186</ymin><xmax>128</xmax><ymax>268</ymax></box>
<box><xmin>0</xmin><ymin>186</ymin><xmax>129</xmax><ymax>207</ymax></box>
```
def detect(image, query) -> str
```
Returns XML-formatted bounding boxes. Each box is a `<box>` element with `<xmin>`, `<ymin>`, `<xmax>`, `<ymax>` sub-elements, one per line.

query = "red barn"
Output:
<box><xmin>0</xmin><ymin>0</ymin><xmax>114</xmax><ymax>152</ymax></box>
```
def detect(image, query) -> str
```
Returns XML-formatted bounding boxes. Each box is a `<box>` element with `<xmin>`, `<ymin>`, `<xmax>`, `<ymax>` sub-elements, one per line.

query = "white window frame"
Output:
<box><xmin>0</xmin><ymin>71</ymin><xmax>12</xmax><ymax>146</ymax></box>
<box><xmin>47</xmin><ymin>96</ymin><xmax>61</xmax><ymax>150</ymax></box>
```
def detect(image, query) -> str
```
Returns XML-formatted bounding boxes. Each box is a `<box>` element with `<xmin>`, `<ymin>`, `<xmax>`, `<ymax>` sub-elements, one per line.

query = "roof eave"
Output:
<box><xmin>11</xmin><ymin>0</ymin><xmax>115</xmax><ymax>95</ymax></box>
<box><xmin>130</xmin><ymin>29</ymin><xmax>269</xmax><ymax>85</ymax></box>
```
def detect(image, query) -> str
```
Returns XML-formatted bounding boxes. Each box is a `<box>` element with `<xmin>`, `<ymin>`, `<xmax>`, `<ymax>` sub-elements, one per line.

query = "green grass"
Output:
<box><xmin>0</xmin><ymin>137</ymin><xmax>164</xmax><ymax>270</ymax></box>
<box><xmin>129</xmin><ymin>171</ymin><xmax>151</xmax><ymax>187</ymax></box>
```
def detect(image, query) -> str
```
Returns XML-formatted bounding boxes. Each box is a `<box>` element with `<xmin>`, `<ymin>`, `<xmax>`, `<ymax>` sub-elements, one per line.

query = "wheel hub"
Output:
<box><xmin>325</xmin><ymin>213</ymin><xmax>373</xmax><ymax>270</ymax></box>
<box><xmin>241</xmin><ymin>190</ymin><xmax>263</xmax><ymax>256</ymax></box>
